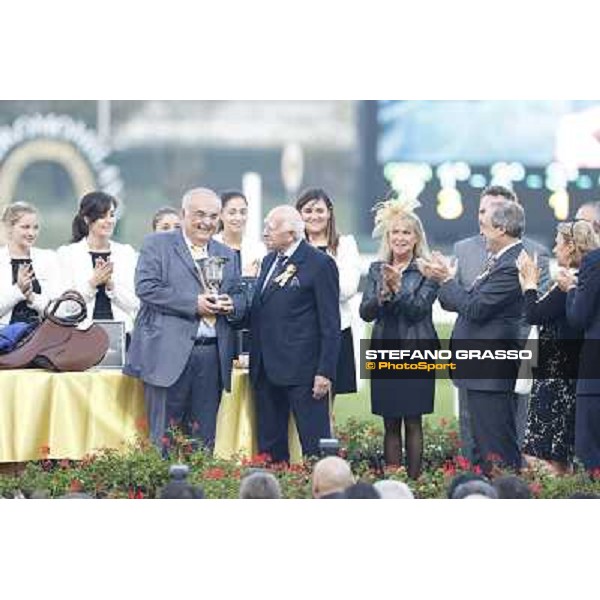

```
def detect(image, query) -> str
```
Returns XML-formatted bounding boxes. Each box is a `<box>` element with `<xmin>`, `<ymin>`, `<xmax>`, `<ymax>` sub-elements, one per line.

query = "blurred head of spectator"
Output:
<box><xmin>312</xmin><ymin>456</ymin><xmax>354</xmax><ymax>499</ymax></box>
<box><xmin>239</xmin><ymin>470</ymin><xmax>282</xmax><ymax>499</ymax></box>
<box><xmin>452</xmin><ymin>480</ymin><xmax>498</xmax><ymax>499</ymax></box>
<box><xmin>492</xmin><ymin>475</ymin><xmax>532</xmax><ymax>499</ymax></box>
<box><xmin>344</xmin><ymin>482</ymin><xmax>380</xmax><ymax>499</ymax></box>
<box><xmin>152</xmin><ymin>206</ymin><xmax>180</xmax><ymax>232</ymax></box>
<box><xmin>374</xmin><ymin>480</ymin><xmax>415</xmax><ymax>499</ymax></box>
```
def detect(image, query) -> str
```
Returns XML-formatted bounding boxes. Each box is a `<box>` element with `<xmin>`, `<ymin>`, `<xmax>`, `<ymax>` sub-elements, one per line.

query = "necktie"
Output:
<box><xmin>191</xmin><ymin>245</ymin><xmax>216</xmax><ymax>326</ymax></box>
<box><xmin>470</xmin><ymin>254</ymin><xmax>497</xmax><ymax>290</ymax></box>
<box><xmin>262</xmin><ymin>253</ymin><xmax>287</xmax><ymax>294</ymax></box>
<box><xmin>191</xmin><ymin>244</ymin><xmax>207</xmax><ymax>261</ymax></box>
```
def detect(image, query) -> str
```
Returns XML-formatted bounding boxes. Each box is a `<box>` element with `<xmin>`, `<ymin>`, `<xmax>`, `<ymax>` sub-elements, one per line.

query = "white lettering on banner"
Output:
<box><xmin>0</xmin><ymin>113</ymin><xmax>123</xmax><ymax>204</ymax></box>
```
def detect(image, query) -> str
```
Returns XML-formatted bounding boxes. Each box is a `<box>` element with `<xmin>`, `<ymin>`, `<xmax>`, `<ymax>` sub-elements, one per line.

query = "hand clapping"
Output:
<box><xmin>515</xmin><ymin>250</ymin><xmax>540</xmax><ymax>291</ymax></box>
<box><xmin>556</xmin><ymin>267</ymin><xmax>577</xmax><ymax>292</ymax></box>
<box><xmin>17</xmin><ymin>263</ymin><xmax>34</xmax><ymax>300</ymax></box>
<box><xmin>381</xmin><ymin>263</ymin><xmax>401</xmax><ymax>294</ymax></box>
<box><xmin>417</xmin><ymin>251</ymin><xmax>456</xmax><ymax>283</ymax></box>
<box><xmin>90</xmin><ymin>257</ymin><xmax>114</xmax><ymax>289</ymax></box>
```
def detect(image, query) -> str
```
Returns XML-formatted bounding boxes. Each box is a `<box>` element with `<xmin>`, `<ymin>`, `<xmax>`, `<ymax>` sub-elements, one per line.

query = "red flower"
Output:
<box><xmin>204</xmin><ymin>467</ymin><xmax>226</xmax><ymax>480</ymax></box>
<box><xmin>69</xmin><ymin>479</ymin><xmax>83</xmax><ymax>493</ymax></box>
<box><xmin>529</xmin><ymin>482</ymin><xmax>542</xmax><ymax>497</ymax></box>
<box><xmin>473</xmin><ymin>465</ymin><xmax>483</xmax><ymax>475</ymax></box>
<box><xmin>288</xmin><ymin>463</ymin><xmax>305</xmax><ymax>473</ymax></box>
<box><xmin>59</xmin><ymin>459</ymin><xmax>70</xmax><ymax>469</ymax></box>
<box><xmin>161</xmin><ymin>435</ymin><xmax>171</xmax><ymax>448</ymax></box>
<box><xmin>486</xmin><ymin>452</ymin><xmax>502</xmax><ymax>464</ymax></box>
<box><xmin>443</xmin><ymin>461</ymin><xmax>457</xmax><ymax>476</ymax></box>
<box><xmin>455</xmin><ymin>455</ymin><xmax>471</xmax><ymax>471</ymax></box>
<box><xmin>39</xmin><ymin>444</ymin><xmax>50</xmax><ymax>459</ymax></box>
<box><xmin>248</xmin><ymin>453</ymin><xmax>271</xmax><ymax>466</ymax></box>
<box><xmin>135</xmin><ymin>417</ymin><xmax>148</xmax><ymax>432</ymax></box>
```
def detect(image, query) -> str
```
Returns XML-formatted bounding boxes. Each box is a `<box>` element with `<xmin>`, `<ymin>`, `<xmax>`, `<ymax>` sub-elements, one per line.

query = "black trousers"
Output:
<box><xmin>254</xmin><ymin>365</ymin><xmax>331</xmax><ymax>463</ymax></box>
<box><xmin>575</xmin><ymin>393</ymin><xmax>600</xmax><ymax>471</ymax></box>
<box><xmin>467</xmin><ymin>389</ymin><xmax>521</xmax><ymax>471</ymax></box>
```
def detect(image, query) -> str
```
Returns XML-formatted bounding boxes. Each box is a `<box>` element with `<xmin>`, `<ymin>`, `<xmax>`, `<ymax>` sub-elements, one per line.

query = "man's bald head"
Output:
<box><xmin>180</xmin><ymin>187</ymin><xmax>221</xmax><ymax>246</ymax></box>
<box><xmin>263</xmin><ymin>204</ymin><xmax>305</xmax><ymax>252</ymax></box>
<box><xmin>312</xmin><ymin>456</ymin><xmax>354</xmax><ymax>498</ymax></box>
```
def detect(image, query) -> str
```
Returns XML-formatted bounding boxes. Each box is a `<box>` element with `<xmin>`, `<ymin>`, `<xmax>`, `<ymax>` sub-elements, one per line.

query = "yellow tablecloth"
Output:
<box><xmin>215</xmin><ymin>368</ymin><xmax>303</xmax><ymax>463</ymax></box>
<box><xmin>0</xmin><ymin>369</ymin><xmax>145</xmax><ymax>462</ymax></box>
<box><xmin>0</xmin><ymin>367</ymin><xmax>303</xmax><ymax>464</ymax></box>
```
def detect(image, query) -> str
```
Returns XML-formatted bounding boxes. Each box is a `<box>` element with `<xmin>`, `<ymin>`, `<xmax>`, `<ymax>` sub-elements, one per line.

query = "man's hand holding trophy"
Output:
<box><xmin>196</xmin><ymin>256</ymin><xmax>234</xmax><ymax>318</ymax></box>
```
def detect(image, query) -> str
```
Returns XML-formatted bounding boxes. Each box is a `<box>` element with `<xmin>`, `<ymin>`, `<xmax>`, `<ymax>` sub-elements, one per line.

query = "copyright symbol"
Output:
<box><xmin>366</xmin><ymin>362</ymin><xmax>376</xmax><ymax>370</ymax></box>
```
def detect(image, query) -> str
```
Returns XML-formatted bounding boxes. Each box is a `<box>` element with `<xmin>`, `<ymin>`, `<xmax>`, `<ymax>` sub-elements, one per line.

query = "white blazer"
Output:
<box><xmin>329</xmin><ymin>234</ymin><xmax>361</xmax><ymax>330</ymax></box>
<box><xmin>213</xmin><ymin>233</ymin><xmax>267</xmax><ymax>275</ymax></box>
<box><xmin>56</xmin><ymin>238</ymin><xmax>139</xmax><ymax>332</ymax></box>
<box><xmin>0</xmin><ymin>246</ymin><xmax>64</xmax><ymax>325</ymax></box>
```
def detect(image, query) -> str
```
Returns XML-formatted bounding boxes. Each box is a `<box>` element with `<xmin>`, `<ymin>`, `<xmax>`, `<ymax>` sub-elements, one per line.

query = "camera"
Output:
<box><xmin>169</xmin><ymin>464</ymin><xmax>190</xmax><ymax>481</ymax></box>
<box><xmin>318</xmin><ymin>438</ymin><xmax>340</xmax><ymax>457</ymax></box>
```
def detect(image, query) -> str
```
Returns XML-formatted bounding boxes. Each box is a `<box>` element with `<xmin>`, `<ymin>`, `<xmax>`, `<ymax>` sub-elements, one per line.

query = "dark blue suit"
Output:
<box><xmin>566</xmin><ymin>247</ymin><xmax>600</xmax><ymax>470</ymax></box>
<box><xmin>439</xmin><ymin>242</ymin><xmax>524</xmax><ymax>470</ymax></box>
<box><xmin>249</xmin><ymin>240</ymin><xmax>340</xmax><ymax>462</ymax></box>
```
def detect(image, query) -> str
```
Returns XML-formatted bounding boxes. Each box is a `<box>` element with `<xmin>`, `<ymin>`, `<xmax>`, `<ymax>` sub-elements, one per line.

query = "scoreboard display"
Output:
<box><xmin>363</xmin><ymin>101</ymin><xmax>600</xmax><ymax>252</ymax></box>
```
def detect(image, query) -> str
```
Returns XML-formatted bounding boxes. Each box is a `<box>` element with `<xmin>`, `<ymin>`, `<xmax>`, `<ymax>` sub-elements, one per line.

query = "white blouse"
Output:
<box><xmin>213</xmin><ymin>232</ymin><xmax>267</xmax><ymax>276</ymax></box>
<box><xmin>56</xmin><ymin>238</ymin><xmax>139</xmax><ymax>332</ymax></box>
<box><xmin>328</xmin><ymin>234</ymin><xmax>361</xmax><ymax>330</ymax></box>
<box><xmin>0</xmin><ymin>246</ymin><xmax>64</xmax><ymax>325</ymax></box>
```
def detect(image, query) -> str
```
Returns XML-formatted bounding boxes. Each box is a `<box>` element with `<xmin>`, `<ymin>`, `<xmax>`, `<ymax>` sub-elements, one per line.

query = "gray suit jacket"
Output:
<box><xmin>453</xmin><ymin>234</ymin><xmax>551</xmax><ymax>292</ymax></box>
<box><xmin>124</xmin><ymin>230</ymin><xmax>246</xmax><ymax>390</ymax></box>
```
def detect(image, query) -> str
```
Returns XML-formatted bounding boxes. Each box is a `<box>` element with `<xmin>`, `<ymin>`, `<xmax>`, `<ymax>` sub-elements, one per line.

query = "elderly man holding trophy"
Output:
<box><xmin>125</xmin><ymin>188</ymin><xmax>246</xmax><ymax>450</ymax></box>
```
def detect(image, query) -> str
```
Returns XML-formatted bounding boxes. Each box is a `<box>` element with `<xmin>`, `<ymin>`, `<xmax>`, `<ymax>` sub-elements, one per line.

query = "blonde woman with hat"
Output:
<box><xmin>359</xmin><ymin>193</ymin><xmax>439</xmax><ymax>479</ymax></box>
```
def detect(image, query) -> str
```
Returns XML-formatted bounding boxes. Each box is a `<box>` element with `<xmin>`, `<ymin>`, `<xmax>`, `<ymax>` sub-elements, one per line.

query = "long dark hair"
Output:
<box><xmin>218</xmin><ymin>190</ymin><xmax>248</xmax><ymax>233</ymax></box>
<box><xmin>295</xmin><ymin>187</ymin><xmax>340</xmax><ymax>255</ymax></box>
<box><xmin>71</xmin><ymin>191</ymin><xmax>117</xmax><ymax>243</ymax></box>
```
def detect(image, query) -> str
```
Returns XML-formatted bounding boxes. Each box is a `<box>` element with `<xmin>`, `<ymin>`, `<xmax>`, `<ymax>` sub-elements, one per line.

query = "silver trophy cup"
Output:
<box><xmin>197</xmin><ymin>256</ymin><xmax>229</xmax><ymax>299</ymax></box>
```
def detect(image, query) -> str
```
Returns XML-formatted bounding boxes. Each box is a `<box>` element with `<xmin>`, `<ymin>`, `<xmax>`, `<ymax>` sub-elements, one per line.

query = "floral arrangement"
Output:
<box><xmin>1</xmin><ymin>418</ymin><xmax>598</xmax><ymax>499</ymax></box>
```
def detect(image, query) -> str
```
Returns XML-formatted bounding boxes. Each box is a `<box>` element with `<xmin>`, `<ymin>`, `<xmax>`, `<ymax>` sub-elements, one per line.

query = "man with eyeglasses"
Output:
<box><xmin>125</xmin><ymin>187</ymin><xmax>246</xmax><ymax>451</ymax></box>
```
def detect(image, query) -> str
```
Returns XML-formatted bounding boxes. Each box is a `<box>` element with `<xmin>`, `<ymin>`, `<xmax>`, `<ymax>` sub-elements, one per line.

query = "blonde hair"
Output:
<box><xmin>557</xmin><ymin>220</ymin><xmax>600</xmax><ymax>267</ymax></box>
<box><xmin>1</xmin><ymin>201</ymin><xmax>38</xmax><ymax>229</ymax></box>
<box><xmin>372</xmin><ymin>196</ymin><xmax>430</xmax><ymax>262</ymax></box>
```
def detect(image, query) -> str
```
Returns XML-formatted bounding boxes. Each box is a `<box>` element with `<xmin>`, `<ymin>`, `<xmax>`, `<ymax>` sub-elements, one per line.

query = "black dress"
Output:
<box><xmin>317</xmin><ymin>245</ymin><xmax>357</xmax><ymax>394</ymax></box>
<box><xmin>360</xmin><ymin>260</ymin><xmax>439</xmax><ymax>418</ymax></box>
<box><xmin>10</xmin><ymin>258</ymin><xmax>41</xmax><ymax>324</ymax></box>
<box><xmin>90</xmin><ymin>252</ymin><xmax>114</xmax><ymax>320</ymax></box>
<box><xmin>522</xmin><ymin>286</ymin><xmax>580</xmax><ymax>464</ymax></box>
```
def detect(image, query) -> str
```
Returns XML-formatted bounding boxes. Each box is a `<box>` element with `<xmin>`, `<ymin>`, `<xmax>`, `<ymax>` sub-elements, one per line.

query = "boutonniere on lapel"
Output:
<box><xmin>274</xmin><ymin>263</ymin><xmax>297</xmax><ymax>287</ymax></box>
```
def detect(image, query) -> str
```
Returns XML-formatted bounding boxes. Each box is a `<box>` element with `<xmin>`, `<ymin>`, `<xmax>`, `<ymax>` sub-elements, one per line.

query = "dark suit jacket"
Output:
<box><xmin>454</xmin><ymin>234</ymin><xmax>551</xmax><ymax>292</ymax></box>
<box><xmin>566</xmin><ymin>247</ymin><xmax>600</xmax><ymax>395</ymax></box>
<box><xmin>439</xmin><ymin>242</ymin><xmax>525</xmax><ymax>391</ymax></box>
<box><xmin>124</xmin><ymin>230</ymin><xmax>246</xmax><ymax>390</ymax></box>
<box><xmin>249</xmin><ymin>239</ymin><xmax>340</xmax><ymax>386</ymax></box>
